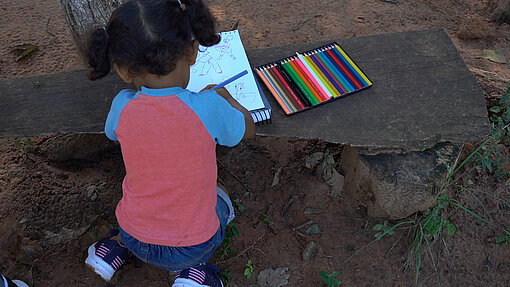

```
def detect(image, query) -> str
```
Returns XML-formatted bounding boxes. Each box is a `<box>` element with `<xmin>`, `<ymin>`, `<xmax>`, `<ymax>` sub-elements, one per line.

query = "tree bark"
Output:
<box><xmin>59</xmin><ymin>0</ymin><xmax>124</xmax><ymax>61</ymax></box>
<box><xmin>494</xmin><ymin>0</ymin><xmax>510</xmax><ymax>24</ymax></box>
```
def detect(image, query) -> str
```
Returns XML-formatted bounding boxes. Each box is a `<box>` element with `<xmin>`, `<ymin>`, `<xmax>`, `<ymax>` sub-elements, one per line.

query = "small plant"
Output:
<box><xmin>372</xmin><ymin>220</ymin><xmax>396</xmax><ymax>239</ymax></box>
<box><xmin>234</xmin><ymin>198</ymin><xmax>245</xmax><ymax>213</ymax></box>
<box><xmin>305</xmin><ymin>150</ymin><xmax>343</xmax><ymax>197</ymax></box>
<box><xmin>496</xmin><ymin>230</ymin><xmax>510</xmax><ymax>245</ymax></box>
<box><xmin>261</xmin><ymin>213</ymin><xmax>269</xmax><ymax>224</ymax></box>
<box><xmin>1</xmin><ymin>167</ymin><xmax>15</xmax><ymax>181</ymax></box>
<box><xmin>215</xmin><ymin>222</ymin><xmax>239</xmax><ymax>260</ymax></box>
<box><xmin>474</xmin><ymin>84</ymin><xmax>510</xmax><ymax>179</ymax></box>
<box><xmin>94</xmin><ymin>182</ymin><xmax>106</xmax><ymax>190</ymax></box>
<box><xmin>14</xmin><ymin>137</ymin><xmax>34</xmax><ymax>152</ymax></box>
<box><xmin>220</xmin><ymin>269</ymin><xmax>232</xmax><ymax>285</ymax></box>
<box><xmin>244</xmin><ymin>259</ymin><xmax>254</xmax><ymax>279</ymax></box>
<box><xmin>319</xmin><ymin>271</ymin><xmax>341</xmax><ymax>287</ymax></box>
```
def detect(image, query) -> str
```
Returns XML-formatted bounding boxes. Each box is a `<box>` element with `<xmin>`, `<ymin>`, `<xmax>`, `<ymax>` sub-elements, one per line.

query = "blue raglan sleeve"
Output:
<box><xmin>180</xmin><ymin>90</ymin><xmax>246</xmax><ymax>147</ymax></box>
<box><xmin>104</xmin><ymin>89</ymin><xmax>137</xmax><ymax>141</ymax></box>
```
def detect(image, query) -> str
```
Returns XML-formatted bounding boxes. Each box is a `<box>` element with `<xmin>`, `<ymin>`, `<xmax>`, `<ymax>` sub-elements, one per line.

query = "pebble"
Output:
<box><xmin>86</xmin><ymin>185</ymin><xmax>98</xmax><ymax>202</ymax></box>
<box><xmin>302</xmin><ymin>241</ymin><xmax>318</xmax><ymax>261</ymax></box>
<box><xmin>90</xmin><ymin>192</ymin><xmax>98</xmax><ymax>202</ymax></box>
<box><xmin>257</xmin><ymin>267</ymin><xmax>289</xmax><ymax>287</ymax></box>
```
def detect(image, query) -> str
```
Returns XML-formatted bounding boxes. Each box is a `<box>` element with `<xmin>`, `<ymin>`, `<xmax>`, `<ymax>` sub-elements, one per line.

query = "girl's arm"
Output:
<box><xmin>202</xmin><ymin>85</ymin><xmax>255</xmax><ymax>140</ymax></box>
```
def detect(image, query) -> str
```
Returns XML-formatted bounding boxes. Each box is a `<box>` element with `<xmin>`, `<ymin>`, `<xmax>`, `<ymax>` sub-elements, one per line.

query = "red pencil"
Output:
<box><xmin>270</xmin><ymin>64</ymin><xmax>306</xmax><ymax>110</ymax></box>
<box><xmin>325</xmin><ymin>48</ymin><xmax>362</xmax><ymax>89</ymax></box>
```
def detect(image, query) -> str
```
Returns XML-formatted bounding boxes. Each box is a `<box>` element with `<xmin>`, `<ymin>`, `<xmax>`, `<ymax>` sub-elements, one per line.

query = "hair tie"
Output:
<box><xmin>177</xmin><ymin>0</ymin><xmax>186</xmax><ymax>11</ymax></box>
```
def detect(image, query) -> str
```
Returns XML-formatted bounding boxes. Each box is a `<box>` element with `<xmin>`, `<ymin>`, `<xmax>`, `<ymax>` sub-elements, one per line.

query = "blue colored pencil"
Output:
<box><xmin>212</xmin><ymin>69</ymin><xmax>248</xmax><ymax>89</ymax></box>
<box><xmin>328</xmin><ymin>45</ymin><xmax>368</xmax><ymax>87</ymax></box>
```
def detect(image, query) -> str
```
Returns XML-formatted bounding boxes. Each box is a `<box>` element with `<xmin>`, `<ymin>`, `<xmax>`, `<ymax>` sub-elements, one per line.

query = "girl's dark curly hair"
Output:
<box><xmin>86</xmin><ymin>0</ymin><xmax>221</xmax><ymax>81</ymax></box>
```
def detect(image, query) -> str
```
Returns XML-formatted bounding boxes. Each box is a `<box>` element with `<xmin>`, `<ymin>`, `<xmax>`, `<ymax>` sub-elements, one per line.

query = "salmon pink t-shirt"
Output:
<box><xmin>105</xmin><ymin>86</ymin><xmax>245</xmax><ymax>246</ymax></box>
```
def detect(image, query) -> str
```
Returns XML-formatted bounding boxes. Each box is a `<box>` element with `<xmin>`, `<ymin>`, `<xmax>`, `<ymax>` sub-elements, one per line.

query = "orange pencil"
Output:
<box><xmin>255</xmin><ymin>68</ymin><xmax>291</xmax><ymax>114</ymax></box>
<box><xmin>263</xmin><ymin>65</ymin><xmax>298</xmax><ymax>112</ymax></box>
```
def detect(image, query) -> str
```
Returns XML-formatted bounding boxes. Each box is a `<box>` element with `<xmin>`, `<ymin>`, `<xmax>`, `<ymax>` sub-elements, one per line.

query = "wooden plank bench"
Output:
<box><xmin>0</xmin><ymin>28</ymin><xmax>489</xmax><ymax>149</ymax></box>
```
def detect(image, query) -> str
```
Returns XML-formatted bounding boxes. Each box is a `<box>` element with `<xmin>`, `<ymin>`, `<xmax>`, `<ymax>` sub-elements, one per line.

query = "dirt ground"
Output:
<box><xmin>1</xmin><ymin>0</ymin><xmax>510</xmax><ymax>286</ymax></box>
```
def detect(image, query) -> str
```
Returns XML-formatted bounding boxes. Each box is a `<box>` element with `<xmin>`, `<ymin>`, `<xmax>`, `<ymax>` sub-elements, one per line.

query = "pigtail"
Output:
<box><xmin>86</xmin><ymin>27</ymin><xmax>111</xmax><ymax>81</ymax></box>
<box><xmin>183</xmin><ymin>0</ymin><xmax>221</xmax><ymax>47</ymax></box>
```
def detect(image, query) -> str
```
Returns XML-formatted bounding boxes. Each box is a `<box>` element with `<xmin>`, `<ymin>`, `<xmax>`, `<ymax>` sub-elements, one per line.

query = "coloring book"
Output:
<box><xmin>186</xmin><ymin>30</ymin><xmax>271</xmax><ymax>123</ymax></box>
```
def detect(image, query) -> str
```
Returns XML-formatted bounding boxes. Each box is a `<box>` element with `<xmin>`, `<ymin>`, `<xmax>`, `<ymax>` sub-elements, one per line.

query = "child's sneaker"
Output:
<box><xmin>172</xmin><ymin>263</ymin><xmax>223</xmax><ymax>287</ymax></box>
<box><xmin>85</xmin><ymin>238</ymin><xmax>129</xmax><ymax>282</ymax></box>
<box><xmin>1</xmin><ymin>274</ymin><xmax>29</xmax><ymax>287</ymax></box>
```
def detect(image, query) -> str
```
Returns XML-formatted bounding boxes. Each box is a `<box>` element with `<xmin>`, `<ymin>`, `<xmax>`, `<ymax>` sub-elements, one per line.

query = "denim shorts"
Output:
<box><xmin>119</xmin><ymin>187</ymin><xmax>235</xmax><ymax>271</ymax></box>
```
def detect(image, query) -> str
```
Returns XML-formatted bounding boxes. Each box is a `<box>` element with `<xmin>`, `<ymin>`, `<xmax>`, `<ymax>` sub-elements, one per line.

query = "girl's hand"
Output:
<box><xmin>200</xmin><ymin>85</ymin><xmax>230</xmax><ymax>99</ymax></box>
<box><xmin>200</xmin><ymin>84</ymin><xmax>217</xmax><ymax>91</ymax></box>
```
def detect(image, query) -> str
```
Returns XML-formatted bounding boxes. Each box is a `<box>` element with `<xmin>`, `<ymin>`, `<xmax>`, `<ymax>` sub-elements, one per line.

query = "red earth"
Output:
<box><xmin>0</xmin><ymin>0</ymin><xmax>509</xmax><ymax>286</ymax></box>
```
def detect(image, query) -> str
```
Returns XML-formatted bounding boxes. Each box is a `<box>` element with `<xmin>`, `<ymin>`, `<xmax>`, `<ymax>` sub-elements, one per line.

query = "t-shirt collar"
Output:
<box><xmin>140</xmin><ymin>86</ymin><xmax>188</xmax><ymax>97</ymax></box>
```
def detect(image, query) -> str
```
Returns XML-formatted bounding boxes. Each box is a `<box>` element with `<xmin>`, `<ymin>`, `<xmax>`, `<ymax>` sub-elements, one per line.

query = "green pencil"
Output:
<box><xmin>281</xmin><ymin>60</ymin><xmax>319</xmax><ymax>105</ymax></box>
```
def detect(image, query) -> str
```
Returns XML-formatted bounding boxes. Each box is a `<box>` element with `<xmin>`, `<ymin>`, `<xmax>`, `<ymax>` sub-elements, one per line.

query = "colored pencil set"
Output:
<box><xmin>254</xmin><ymin>43</ymin><xmax>372</xmax><ymax>115</ymax></box>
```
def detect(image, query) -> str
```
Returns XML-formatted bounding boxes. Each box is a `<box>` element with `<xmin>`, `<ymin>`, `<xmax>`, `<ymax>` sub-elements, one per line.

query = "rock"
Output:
<box><xmin>272</xmin><ymin>167</ymin><xmax>283</xmax><ymax>187</ymax></box>
<box><xmin>457</xmin><ymin>15</ymin><xmax>494</xmax><ymax>40</ymax></box>
<box><xmin>15</xmin><ymin>236</ymin><xmax>43</xmax><ymax>265</ymax></box>
<box><xmin>41</xmin><ymin>225</ymin><xmax>90</xmax><ymax>247</ymax></box>
<box><xmin>302</xmin><ymin>241</ymin><xmax>318</xmax><ymax>261</ymax></box>
<box><xmin>87</xmin><ymin>185</ymin><xmax>98</xmax><ymax>201</ymax></box>
<box><xmin>257</xmin><ymin>267</ymin><xmax>289</xmax><ymax>287</ymax></box>
<box><xmin>340</xmin><ymin>142</ymin><xmax>462</xmax><ymax>219</ymax></box>
<box><xmin>326</xmin><ymin>169</ymin><xmax>344</xmax><ymax>197</ymax></box>
<box><xmin>304</xmin><ymin>208</ymin><xmax>324</xmax><ymax>215</ymax></box>
<box><xmin>38</xmin><ymin>133</ymin><xmax>117</xmax><ymax>162</ymax></box>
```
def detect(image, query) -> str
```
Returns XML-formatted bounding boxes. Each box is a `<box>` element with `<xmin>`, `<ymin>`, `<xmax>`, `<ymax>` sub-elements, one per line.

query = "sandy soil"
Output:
<box><xmin>0</xmin><ymin>0</ymin><xmax>509</xmax><ymax>286</ymax></box>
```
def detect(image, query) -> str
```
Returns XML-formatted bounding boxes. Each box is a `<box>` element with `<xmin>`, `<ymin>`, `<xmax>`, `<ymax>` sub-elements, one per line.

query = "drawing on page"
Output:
<box><xmin>232</xmin><ymin>82</ymin><xmax>257</xmax><ymax>104</ymax></box>
<box><xmin>214</xmin><ymin>33</ymin><xmax>236</xmax><ymax>61</ymax></box>
<box><xmin>192</xmin><ymin>48</ymin><xmax>223</xmax><ymax>76</ymax></box>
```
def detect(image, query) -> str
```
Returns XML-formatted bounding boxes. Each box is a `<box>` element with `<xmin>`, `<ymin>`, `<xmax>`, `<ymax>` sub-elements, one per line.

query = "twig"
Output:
<box><xmin>216</xmin><ymin>233</ymin><xmax>266</xmax><ymax>265</ymax></box>
<box><xmin>28</xmin><ymin>258</ymin><xmax>38</xmax><ymax>287</ymax></box>
<box><xmin>217</xmin><ymin>160</ymin><xmax>253</xmax><ymax>194</ymax></box>
<box><xmin>293</xmin><ymin>220</ymin><xmax>314</xmax><ymax>231</ymax></box>
<box><xmin>381</xmin><ymin>0</ymin><xmax>398</xmax><ymax>3</ymax></box>
<box><xmin>384</xmin><ymin>229</ymin><xmax>404</xmax><ymax>258</ymax></box>
<box><xmin>469</xmin><ymin>67</ymin><xmax>510</xmax><ymax>84</ymax></box>
<box><xmin>231</xmin><ymin>20</ymin><xmax>240</xmax><ymax>30</ymax></box>
<box><xmin>281</xmin><ymin>195</ymin><xmax>296</xmax><ymax>217</ymax></box>
<box><xmin>46</xmin><ymin>18</ymin><xmax>57</xmax><ymax>38</ymax></box>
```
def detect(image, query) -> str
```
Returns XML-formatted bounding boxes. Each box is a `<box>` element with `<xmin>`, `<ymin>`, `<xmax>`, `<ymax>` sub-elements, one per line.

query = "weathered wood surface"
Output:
<box><xmin>0</xmin><ymin>71</ymin><xmax>127</xmax><ymax>136</ymax></box>
<box><xmin>0</xmin><ymin>29</ymin><xmax>490</xmax><ymax>149</ymax></box>
<box><xmin>251</xmin><ymin>28</ymin><xmax>490</xmax><ymax>149</ymax></box>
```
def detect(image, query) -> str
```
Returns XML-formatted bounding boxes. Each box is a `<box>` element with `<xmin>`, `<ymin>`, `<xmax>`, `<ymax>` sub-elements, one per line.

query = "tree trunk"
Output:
<box><xmin>494</xmin><ymin>0</ymin><xmax>510</xmax><ymax>24</ymax></box>
<box><xmin>59</xmin><ymin>0</ymin><xmax>124</xmax><ymax>61</ymax></box>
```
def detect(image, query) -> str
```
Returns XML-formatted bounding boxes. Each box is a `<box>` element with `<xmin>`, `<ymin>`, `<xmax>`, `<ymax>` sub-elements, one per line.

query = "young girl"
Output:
<box><xmin>83</xmin><ymin>0</ymin><xmax>255</xmax><ymax>286</ymax></box>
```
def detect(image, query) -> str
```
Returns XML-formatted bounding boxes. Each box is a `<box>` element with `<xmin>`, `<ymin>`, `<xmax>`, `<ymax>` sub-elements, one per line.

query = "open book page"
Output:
<box><xmin>186</xmin><ymin>30</ymin><xmax>265</xmax><ymax>112</ymax></box>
